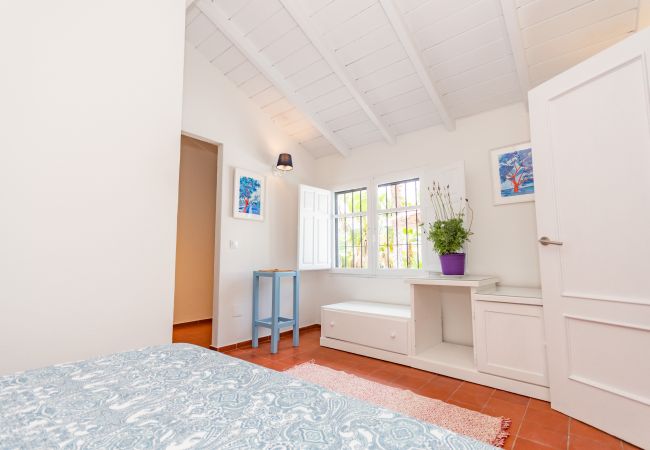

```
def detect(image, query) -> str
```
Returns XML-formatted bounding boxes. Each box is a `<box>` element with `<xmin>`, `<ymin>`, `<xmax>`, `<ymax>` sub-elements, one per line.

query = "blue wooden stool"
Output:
<box><xmin>252</xmin><ymin>270</ymin><xmax>300</xmax><ymax>354</ymax></box>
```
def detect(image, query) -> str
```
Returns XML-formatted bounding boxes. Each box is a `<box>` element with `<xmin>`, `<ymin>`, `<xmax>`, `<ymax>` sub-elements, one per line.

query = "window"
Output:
<box><xmin>377</xmin><ymin>178</ymin><xmax>422</xmax><ymax>270</ymax></box>
<box><xmin>334</xmin><ymin>188</ymin><xmax>368</xmax><ymax>269</ymax></box>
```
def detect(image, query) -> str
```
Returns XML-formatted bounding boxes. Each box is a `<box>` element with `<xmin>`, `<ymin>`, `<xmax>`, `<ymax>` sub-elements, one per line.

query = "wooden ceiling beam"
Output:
<box><xmin>195</xmin><ymin>0</ymin><xmax>349</xmax><ymax>156</ymax></box>
<box><xmin>499</xmin><ymin>0</ymin><xmax>531</xmax><ymax>104</ymax></box>
<box><xmin>280</xmin><ymin>0</ymin><xmax>396</xmax><ymax>145</ymax></box>
<box><xmin>379</xmin><ymin>0</ymin><xmax>455</xmax><ymax>131</ymax></box>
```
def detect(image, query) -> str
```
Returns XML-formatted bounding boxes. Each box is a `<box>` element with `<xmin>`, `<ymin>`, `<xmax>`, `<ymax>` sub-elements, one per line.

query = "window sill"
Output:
<box><xmin>328</xmin><ymin>270</ymin><xmax>427</xmax><ymax>280</ymax></box>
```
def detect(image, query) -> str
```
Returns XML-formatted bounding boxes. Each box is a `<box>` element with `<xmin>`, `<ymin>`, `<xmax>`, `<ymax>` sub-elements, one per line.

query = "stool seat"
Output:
<box><xmin>252</xmin><ymin>270</ymin><xmax>300</xmax><ymax>354</ymax></box>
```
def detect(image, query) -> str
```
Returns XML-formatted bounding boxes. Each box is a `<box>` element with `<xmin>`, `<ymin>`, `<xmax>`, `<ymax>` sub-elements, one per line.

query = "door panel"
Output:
<box><xmin>530</xmin><ymin>28</ymin><xmax>650</xmax><ymax>448</ymax></box>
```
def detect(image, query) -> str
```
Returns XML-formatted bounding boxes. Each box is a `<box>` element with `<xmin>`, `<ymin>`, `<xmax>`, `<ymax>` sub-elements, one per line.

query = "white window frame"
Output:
<box><xmin>330</xmin><ymin>179</ymin><xmax>372</xmax><ymax>275</ymax></box>
<box><xmin>330</xmin><ymin>169</ymin><xmax>426</xmax><ymax>278</ymax></box>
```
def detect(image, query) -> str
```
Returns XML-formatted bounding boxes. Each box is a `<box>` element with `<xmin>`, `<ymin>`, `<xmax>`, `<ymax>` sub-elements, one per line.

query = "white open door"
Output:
<box><xmin>530</xmin><ymin>29</ymin><xmax>650</xmax><ymax>448</ymax></box>
<box><xmin>298</xmin><ymin>184</ymin><xmax>332</xmax><ymax>270</ymax></box>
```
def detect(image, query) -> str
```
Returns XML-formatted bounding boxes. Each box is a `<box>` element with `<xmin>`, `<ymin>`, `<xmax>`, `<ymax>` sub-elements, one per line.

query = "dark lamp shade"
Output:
<box><xmin>276</xmin><ymin>153</ymin><xmax>293</xmax><ymax>171</ymax></box>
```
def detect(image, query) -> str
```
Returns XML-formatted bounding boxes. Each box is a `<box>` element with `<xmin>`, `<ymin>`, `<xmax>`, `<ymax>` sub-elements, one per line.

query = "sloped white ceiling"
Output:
<box><xmin>186</xmin><ymin>0</ymin><xmax>642</xmax><ymax>158</ymax></box>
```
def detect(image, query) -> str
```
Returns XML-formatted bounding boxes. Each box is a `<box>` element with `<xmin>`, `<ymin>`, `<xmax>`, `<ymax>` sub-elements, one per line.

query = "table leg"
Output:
<box><xmin>293</xmin><ymin>272</ymin><xmax>300</xmax><ymax>347</ymax></box>
<box><xmin>252</xmin><ymin>273</ymin><xmax>259</xmax><ymax>348</ymax></box>
<box><xmin>271</xmin><ymin>273</ymin><xmax>280</xmax><ymax>354</ymax></box>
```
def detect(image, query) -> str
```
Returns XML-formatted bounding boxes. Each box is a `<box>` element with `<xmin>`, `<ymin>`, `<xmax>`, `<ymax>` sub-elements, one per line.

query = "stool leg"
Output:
<box><xmin>252</xmin><ymin>274</ymin><xmax>259</xmax><ymax>348</ymax></box>
<box><xmin>293</xmin><ymin>272</ymin><xmax>300</xmax><ymax>347</ymax></box>
<box><xmin>271</xmin><ymin>273</ymin><xmax>280</xmax><ymax>354</ymax></box>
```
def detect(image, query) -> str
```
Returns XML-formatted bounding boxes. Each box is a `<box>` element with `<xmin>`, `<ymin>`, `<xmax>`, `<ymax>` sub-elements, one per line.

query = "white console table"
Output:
<box><xmin>320</xmin><ymin>274</ymin><xmax>550</xmax><ymax>400</ymax></box>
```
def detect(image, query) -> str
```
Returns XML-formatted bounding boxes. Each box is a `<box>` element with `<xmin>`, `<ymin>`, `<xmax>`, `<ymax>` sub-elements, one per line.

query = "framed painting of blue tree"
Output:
<box><xmin>233</xmin><ymin>168</ymin><xmax>265</xmax><ymax>221</ymax></box>
<box><xmin>490</xmin><ymin>143</ymin><xmax>535</xmax><ymax>205</ymax></box>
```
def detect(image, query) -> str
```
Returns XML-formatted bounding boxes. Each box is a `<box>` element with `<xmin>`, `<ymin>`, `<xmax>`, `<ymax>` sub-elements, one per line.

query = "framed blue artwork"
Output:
<box><xmin>490</xmin><ymin>143</ymin><xmax>535</xmax><ymax>205</ymax></box>
<box><xmin>233</xmin><ymin>168</ymin><xmax>265</xmax><ymax>221</ymax></box>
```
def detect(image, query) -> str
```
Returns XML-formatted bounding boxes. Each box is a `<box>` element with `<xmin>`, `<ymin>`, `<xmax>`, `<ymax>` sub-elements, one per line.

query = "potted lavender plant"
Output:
<box><xmin>425</xmin><ymin>182</ymin><xmax>473</xmax><ymax>275</ymax></box>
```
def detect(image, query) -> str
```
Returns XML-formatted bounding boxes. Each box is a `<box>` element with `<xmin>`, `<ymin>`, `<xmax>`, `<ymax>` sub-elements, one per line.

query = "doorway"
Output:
<box><xmin>172</xmin><ymin>134</ymin><xmax>219</xmax><ymax>348</ymax></box>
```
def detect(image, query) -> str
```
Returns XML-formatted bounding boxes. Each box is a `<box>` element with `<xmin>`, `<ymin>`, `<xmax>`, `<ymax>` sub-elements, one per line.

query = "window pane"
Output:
<box><xmin>396</xmin><ymin>182</ymin><xmax>405</xmax><ymax>208</ymax></box>
<box><xmin>345</xmin><ymin>247</ymin><xmax>353</xmax><ymax>268</ymax></box>
<box><xmin>406</xmin><ymin>210</ymin><xmax>419</xmax><ymax>245</ymax></box>
<box><xmin>360</xmin><ymin>189</ymin><xmax>367</xmax><ymax>212</ymax></box>
<box><xmin>345</xmin><ymin>192</ymin><xmax>353</xmax><ymax>214</ymax></box>
<box><xmin>398</xmin><ymin>245</ymin><xmax>408</xmax><ymax>269</ymax></box>
<box><xmin>406</xmin><ymin>180</ymin><xmax>417</xmax><ymax>207</ymax></box>
<box><xmin>377</xmin><ymin>185</ymin><xmax>386</xmax><ymax>210</ymax></box>
<box><xmin>416</xmin><ymin>180</ymin><xmax>421</xmax><ymax>205</ymax></box>
<box><xmin>336</xmin><ymin>193</ymin><xmax>346</xmax><ymax>215</ymax></box>
<box><xmin>338</xmin><ymin>247</ymin><xmax>346</xmax><ymax>268</ymax></box>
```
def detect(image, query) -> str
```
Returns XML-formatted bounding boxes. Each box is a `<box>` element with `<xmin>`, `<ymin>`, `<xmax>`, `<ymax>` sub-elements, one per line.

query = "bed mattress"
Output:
<box><xmin>0</xmin><ymin>344</ymin><xmax>494</xmax><ymax>449</ymax></box>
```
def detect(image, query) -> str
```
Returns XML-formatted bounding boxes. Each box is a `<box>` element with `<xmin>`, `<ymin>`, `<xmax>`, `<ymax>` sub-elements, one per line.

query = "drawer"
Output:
<box><xmin>322</xmin><ymin>309</ymin><xmax>409</xmax><ymax>354</ymax></box>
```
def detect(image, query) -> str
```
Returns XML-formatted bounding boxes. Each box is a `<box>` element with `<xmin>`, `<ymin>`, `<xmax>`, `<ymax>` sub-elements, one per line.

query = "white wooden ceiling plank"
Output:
<box><xmin>443</xmin><ymin>71</ymin><xmax>519</xmax><ymax>106</ymax></box>
<box><xmin>212</xmin><ymin>0</ymin><xmax>250</xmax><ymax>19</ymax></box>
<box><xmin>211</xmin><ymin>46</ymin><xmax>247</xmax><ymax>73</ymax></box>
<box><xmin>522</xmin><ymin>0</ymin><xmax>637</xmax><ymax>48</ymax></box>
<box><xmin>186</xmin><ymin>13</ymin><xmax>218</xmax><ymax>46</ymax></box>
<box><xmin>428</xmin><ymin>38</ymin><xmax>510</xmax><ymax>80</ymax></box>
<box><xmin>326</xmin><ymin>109</ymin><xmax>368</xmax><ymax>131</ymax></box>
<box><xmin>301</xmin><ymin>139</ymin><xmax>339</xmax><ymax>158</ymax></box>
<box><xmin>341</xmin><ymin>129</ymin><xmax>384</xmax><ymax>148</ymax></box>
<box><xmin>334</xmin><ymin>121</ymin><xmax>378</xmax><ymax>139</ymax></box>
<box><xmin>421</xmin><ymin>17</ymin><xmax>504</xmax><ymax>61</ymax></box>
<box><xmin>292</xmin><ymin>127</ymin><xmax>322</xmax><ymax>143</ymax></box>
<box><xmin>316</xmin><ymin>99</ymin><xmax>360</xmax><ymax>121</ymax></box>
<box><xmin>372</xmin><ymin>86</ymin><xmax>429</xmax><ymax>115</ymax></box>
<box><xmin>273</xmin><ymin>107</ymin><xmax>304</xmax><ymax>127</ymax></box>
<box><xmin>389</xmin><ymin>112</ymin><xmax>439</xmax><ymax>135</ymax></box>
<box><xmin>260</xmin><ymin>27</ymin><xmax>310</xmax><ymax>65</ymax></box>
<box><xmin>239</xmin><ymin>73</ymin><xmax>272</xmax><ymax>97</ymax></box>
<box><xmin>246</xmin><ymin>10</ymin><xmax>295</xmax><ymax>48</ymax></box>
<box><xmin>346</xmin><ymin>43</ymin><xmax>408</xmax><ymax>80</ymax></box>
<box><xmin>310</xmin><ymin>0</ymin><xmax>376</xmax><ymax>34</ymax></box>
<box><xmin>516</xmin><ymin>0</ymin><xmax>536</xmax><ymax>6</ymax></box>
<box><xmin>302</xmin><ymin>0</ymin><xmax>336</xmax><ymax>16</ymax></box>
<box><xmin>382</xmin><ymin>100</ymin><xmax>436</xmax><ymax>124</ymax></box>
<box><xmin>296</xmin><ymin>73</ymin><xmax>343</xmax><ymax>101</ymax></box>
<box><xmin>263</xmin><ymin>97</ymin><xmax>294</xmax><ymax>116</ymax></box>
<box><xmin>335</xmin><ymin>25</ymin><xmax>397</xmax><ymax>66</ymax></box>
<box><xmin>307</xmin><ymin>86</ymin><xmax>353</xmax><ymax>111</ymax></box>
<box><xmin>273</xmin><ymin>45</ymin><xmax>322</xmax><ymax>77</ymax></box>
<box><xmin>282</xmin><ymin>0</ymin><xmax>396</xmax><ymax>144</ymax></box>
<box><xmin>436</xmin><ymin>56</ymin><xmax>516</xmax><ymax>94</ymax></box>
<box><xmin>529</xmin><ymin>33</ymin><xmax>628</xmax><ymax>85</ymax></box>
<box><xmin>403</xmin><ymin>0</ymin><xmax>477</xmax><ymax>32</ymax></box>
<box><xmin>364</xmin><ymin>73</ymin><xmax>422</xmax><ymax>103</ymax></box>
<box><xmin>284</xmin><ymin>119</ymin><xmax>315</xmax><ymax>135</ymax></box>
<box><xmin>196</xmin><ymin>29</ymin><xmax>232</xmax><ymax>61</ymax></box>
<box><xmin>395</xmin><ymin>0</ymin><xmax>429</xmax><ymax>15</ymax></box>
<box><xmin>231</xmin><ymin>0</ymin><xmax>283</xmax><ymax>35</ymax></box>
<box><xmin>186</xmin><ymin>5</ymin><xmax>201</xmax><ymax>25</ymax></box>
<box><xmin>323</xmin><ymin>3</ymin><xmax>387</xmax><ymax>50</ymax></box>
<box><xmin>287</xmin><ymin>60</ymin><xmax>333</xmax><ymax>90</ymax></box>
<box><xmin>199</xmin><ymin>0</ymin><xmax>350</xmax><ymax>156</ymax></box>
<box><xmin>525</xmin><ymin>9</ymin><xmax>638</xmax><ymax>66</ymax></box>
<box><xmin>355</xmin><ymin>58</ymin><xmax>415</xmax><ymax>92</ymax></box>
<box><xmin>250</xmin><ymin>86</ymin><xmax>284</xmax><ymax>107</ymax></box>
<box><xmin>449</xmin><ymin>87</ymin><xmax>521</xmax><ymax>118</ymax></box>
<box><xmin>380</xmin><ymin>0</ymin><xmax>455</xmax><ymax>130</ymax></box>
<box><xmin>499</xmin><ymin>0</ymin><xmax>531</xmax><ymax>101</ymax></box>
<box><xmin>226</xmin><ymin>61</ymin><xmax>258</xmax><ymax>85</ymax></box>
<box><xmin>517</xmin><ymin>0</ymin><xmax>591</xmax><ymax>29</ymax></box>
<box><xmin>415</xmin><ymin>0</ymin><xmax>501</xmax><ymax>49</ymax></box>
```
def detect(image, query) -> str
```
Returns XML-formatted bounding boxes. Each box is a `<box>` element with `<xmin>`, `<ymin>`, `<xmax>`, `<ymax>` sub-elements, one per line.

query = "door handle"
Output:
<box><xmin>538</xmin><ymin>236</ymin><xmax>563</xmax><ymax>246</ymax></box>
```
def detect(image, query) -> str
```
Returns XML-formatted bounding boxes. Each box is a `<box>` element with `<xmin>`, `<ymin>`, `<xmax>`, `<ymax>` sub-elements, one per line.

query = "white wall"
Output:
<box><xmin>0</xmin><ymin>1</ymin><xmax>186</xmax><ymax>374</ymax></box>
<box><xmin>181</xmin><ymin>44</ymin><xmax>321</xmax><ymax>348</ymax></box>
<box><xmin>311</xmin><ymin>103</ymin><xmax>540</xmax><ymax>307</ymax></box>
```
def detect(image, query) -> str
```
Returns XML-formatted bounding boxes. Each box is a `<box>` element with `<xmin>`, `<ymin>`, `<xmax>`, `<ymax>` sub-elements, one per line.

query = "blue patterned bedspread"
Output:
<box><xmin>0</xmin><ymin>344</ymin><xmax>495</xmax><ymax>449</ymax></box>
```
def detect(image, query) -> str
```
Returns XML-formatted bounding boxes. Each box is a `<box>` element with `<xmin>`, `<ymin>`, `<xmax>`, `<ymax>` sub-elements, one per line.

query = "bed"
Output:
<box><xmin>0</xmin><ymin>344</ymin><xmax>494</xmax><ymax>449</ymax></box>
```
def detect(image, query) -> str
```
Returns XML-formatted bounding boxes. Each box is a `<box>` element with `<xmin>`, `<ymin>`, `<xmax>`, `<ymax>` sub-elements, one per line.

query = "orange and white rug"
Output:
<box><xmin>285</xmin><ymin>362</ymin><xmax>510</xmax><ymax>447</ymax></box>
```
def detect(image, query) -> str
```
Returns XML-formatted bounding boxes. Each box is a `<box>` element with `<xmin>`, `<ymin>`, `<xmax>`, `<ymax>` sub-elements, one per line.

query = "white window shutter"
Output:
<box><xmin>420</xmin><ymin>161</ymin><xmax>467</xmax><ymax>272</ymax></box>
<box><xmin>298</xmin><ymin>184</ymin><xmax>332</xmax><ymax>270</ymax></box>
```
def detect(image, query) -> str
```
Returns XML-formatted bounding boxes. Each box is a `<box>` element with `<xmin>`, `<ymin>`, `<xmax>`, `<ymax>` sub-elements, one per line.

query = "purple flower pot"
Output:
<box><xmin>440</xmin><ymin>253</ymin><xmax>466</xmax><ymax>275</ymax></box>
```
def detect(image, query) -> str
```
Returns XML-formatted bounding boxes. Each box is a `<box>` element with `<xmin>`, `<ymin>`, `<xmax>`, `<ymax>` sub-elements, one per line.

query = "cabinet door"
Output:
<box><xmin>474</xmin><ymin>301</ymin><xmax>548</xmax><ymax>386</ymax></box>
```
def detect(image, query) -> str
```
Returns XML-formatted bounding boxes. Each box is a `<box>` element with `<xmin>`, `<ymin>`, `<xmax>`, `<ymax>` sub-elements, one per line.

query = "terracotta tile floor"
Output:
<box><xmin>173</xmin><ymin>322</ymin><xmax>639</xmax><ymax>450</ymax></box>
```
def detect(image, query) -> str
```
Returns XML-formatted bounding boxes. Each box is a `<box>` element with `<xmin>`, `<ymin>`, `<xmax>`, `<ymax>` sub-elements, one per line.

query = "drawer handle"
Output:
<box><xmin>390</xmin><ymin>331</ymin><xmax>397</xmax><ymax>339</ymax></box>
<box><xmin>329</xmin><ymin>321</ymin><xmax>335</xmax><ymax>327</ymax></box>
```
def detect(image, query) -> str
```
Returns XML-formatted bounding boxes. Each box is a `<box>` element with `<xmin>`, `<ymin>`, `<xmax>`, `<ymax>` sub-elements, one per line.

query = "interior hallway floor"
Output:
<box><xmin>172</xmin><ymin>321</ymin><xmax>639</xmax><ymax>450</ymax></box>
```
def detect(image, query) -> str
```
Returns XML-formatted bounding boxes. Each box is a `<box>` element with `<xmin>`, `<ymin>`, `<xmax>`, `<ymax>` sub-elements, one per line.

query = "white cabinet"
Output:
<box><xmin>473</xmin><ymin>300</ymin><xmax>548</xmax><ymax>386</ymax></box>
